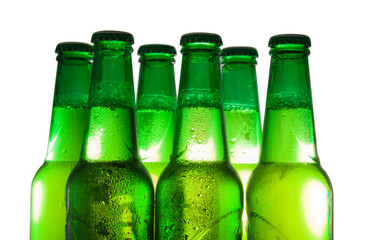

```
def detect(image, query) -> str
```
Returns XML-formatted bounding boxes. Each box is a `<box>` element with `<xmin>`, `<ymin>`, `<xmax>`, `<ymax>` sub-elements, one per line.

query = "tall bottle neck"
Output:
<box><xmin>173</xmin><ymin>43</ymin><xmax>228</xmax><ymax>162</ymax></box>
<box><xmin>89</xmin><ymin>41</ymin><xmax>135</xmax><ymax>109</ymax></box>
<box><xmin>222</xmin><ymin>56</ymin><xmax>260</xmax><ymax>111</ymax></box>
<box><xmin>137</xmin><ymin>53</ymin><xmax>176</xmax><ymax>110</ymax></box>
<box><xmin>222</xmin><ymin>56</ymin><xmax>261</xmax><ymax>164</ymax></box>
<box><xmin>178</xmin><ymin>44</ymin><xmax>222</xmax><ymax>107</ymax></box>
<box><xmin>81</xmin><ymin>41</ymin><xmax>138</xmax><ymax>162</ymax></box>
<box><xmin>45</xmin><ymin>51</ymin><xmax>92</xmax><ymax>162</ymax></box>
<box><xmin>261</xmin><ymin>45</ymin><xmax>319</xmax><ymax>164</ymax></box>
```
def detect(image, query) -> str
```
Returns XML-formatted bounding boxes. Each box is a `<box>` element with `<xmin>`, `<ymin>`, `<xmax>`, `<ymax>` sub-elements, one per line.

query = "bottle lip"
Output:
<box><xmin>180</xmin><ymin>32</ymin><xmax>223</xmax><ymax>46</ymax></box>
<box><xmin>221</xmin><ymin>46</ymin><xmax>258</xmax><ymax>57</ymax></box>
<box><xmin>221</xmin><ymin>55</ymin><xmax>257</xmax><ymax>65</ymax></box>
<box><xmin>55</xmin><ymin>42</ymin><xmax>93</xmax><ymax>53</ymax></box>
<box><xmin>269</xmin><ymin>44</ymin><xmax>310</xmax><ymax>56</ymax></box>
<box><xmin>138</xmin><ymin>44</ymin><xmax>176</xmax><ymax>55</ymax></box>
<box><xmin>91</xmin><ymin>30</ymin><xmax>134</xmax><ymax>44</ymax></box>
<box><xmin>269</xmin><ymin>34</ymin><xmax>311</xmax><ymax>48</ymax></box>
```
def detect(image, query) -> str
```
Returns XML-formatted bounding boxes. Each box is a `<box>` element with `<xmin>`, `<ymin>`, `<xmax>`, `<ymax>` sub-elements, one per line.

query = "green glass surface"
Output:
<box><xmin>246</xmin><ymin>36</ymin><xmax>333</xmax><ymax>240</ymax></box>
<box><xmin>136</xmin><ymin>49</ymin><xmax>176</xmax><ymax>188</ymax></box>
<box><xmin>136</xmin><ymin>108</ymin><xmax>175</xmax><ymax>186</ymax></box>
<box><xmin>156</xmin><ymin>36</ymin><xmax>243</xmax><ymax>240</ymax></box>
<box><xmin>30</xmin><ymin>44</ymin><xmax>92</xmax><ymax>240</ymax></box>
<box><xmin>224</xmin><ymin>108</ymin><xmax>261</xmax><ymax>163</ymax></box>
<box><xmin>222</xmin><ymin>50</ymin><xmax>261</xmax><ymax>240</ymax></box>
<box><xmin>66</xmin><ymin>34</ymin><xmax>154</xmax><ymax>240</ymax></box>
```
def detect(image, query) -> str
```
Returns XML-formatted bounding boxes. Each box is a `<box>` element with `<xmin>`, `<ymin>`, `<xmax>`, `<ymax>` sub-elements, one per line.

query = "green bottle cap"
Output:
<box><xmin>221</xmin><ymin>47</ymin><xmax>258</xmax><ymax>57</ymax></box>
<box><xmin>180</xmin><ymin>32</ymin><xmax>223</xmax><ymax>46</ymax></box>
<box><xmin>138</xmin><ymin>44</ymin><xmax>176</xmax><ymax>55</ymax></box>
<box><xmin>55</xmin><ymin>42</ymin><xmax>93</xmax><ymax>53</ymax></box>
<box><xmin>269</xmin><ymin>34</ymin><xmax>311</xmax><ymax>47</ymax></box>
<box><xmin>91</xmin><ymin>30</ymin><xmax>134</xmax><ymax>44</ymax></box>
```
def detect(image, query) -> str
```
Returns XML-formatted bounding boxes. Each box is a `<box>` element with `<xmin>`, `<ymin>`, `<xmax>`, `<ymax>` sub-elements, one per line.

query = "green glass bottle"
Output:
<box><xmin>136</xmin><ymin>44</ymin><xmax>177</xmax><ymax>188</ymax></box>
<box><xmin>221</xmin><ymin>47</ymin><xmax>261</xmax><ymax>240</ymax></box>
<box><xmin>66</xmin><ymin>31</ymin><xmax>154</xmax><ymax>240</ymax></box>
<box><xmin>246</xmin><ymin>34</ymin><xmax>333</xmax><ymax>240</ymax></box>
<box><xmin>30</xmin><ymin>42</ymin><xmax>93</xmax><ymax>239</ymax></box>
<box><xmin>156</xmin><ymin>33</ymin><xmax>243</xmax><ymax>240</ymax></box>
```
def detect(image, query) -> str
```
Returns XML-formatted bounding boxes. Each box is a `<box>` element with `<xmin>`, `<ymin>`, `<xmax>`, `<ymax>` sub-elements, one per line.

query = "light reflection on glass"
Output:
<box><xmin>302</xmin><ymin>180</ymin><xmax>328</xmax><ymax>238</ymax></box>
<box><xmin>140</xmin><ymin>141</ymin><xmax>163</xmax><ymax>162</ymax></box>
<box><xmin>87</xmin><ymin>130</ymin><xmax>102</xmax><ymax>160</ymax></box>
<box><xmin>230</xmin><ymin>146</ymin><xmax>260</xmax><ymax>164</ymax></box>
<box><xmin>32</xmin><ymin>181</ymin><xmax>43</xmax><ymax>222</ymax></box>
<box><xmin>297</xmin><ymin>139</ymin><xmax>316</xmax><ymax>163</ymax></box>
<box><xmin>47</xmin><ymin>125</ymin><xmax>63</xmax><ymax>160</ymax></box>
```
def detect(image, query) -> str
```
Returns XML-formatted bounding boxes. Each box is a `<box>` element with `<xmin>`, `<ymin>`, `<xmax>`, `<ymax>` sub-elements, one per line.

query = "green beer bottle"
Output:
<box><xmin>246</xmin><ymin>34</ymin><xmax>333</xmax><ymax>240</ymax></box>
<box><xmin>136</xmin><ymin>44</ymin><xmax>177</xmax><ymax>188</ymax></box>
<box><xmin>30</xmin><ymin>42</ymin><xmax>92</xmax><ymax>239</ymax></box>
<box><xmin>66</xmin><ymin>31</ymin><xmax>154</xmax><ymax>240</ymax></box>
<box><xmin>156</xmin><ymin>33</ymin><xmax>243</xmax><ymax>240</ymax></box>
<box><xmin>221</xmin><ymin>47</ymin><xmax>262</xmax><ymax>240</ymax></box>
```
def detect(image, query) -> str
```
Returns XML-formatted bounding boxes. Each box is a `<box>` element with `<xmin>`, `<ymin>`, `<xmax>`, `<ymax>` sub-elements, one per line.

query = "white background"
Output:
<box><xmin>0</xmin><ymin>0</ymin><xmax>365</xmax><ymax>238</ymax></box>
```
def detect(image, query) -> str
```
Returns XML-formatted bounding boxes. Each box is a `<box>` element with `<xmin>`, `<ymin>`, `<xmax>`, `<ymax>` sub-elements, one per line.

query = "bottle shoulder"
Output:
<box><xmin>68</xmin><ymin>160</ymin><xmax>153</xmax><ymax>188</ymax></box>
<box><xmin>32</xmin><ymin>161</ymin><xmax>78</xmax><ymax>184</ymax></box>
<box><xmin>157</xmin><ymin>161</ymin><xmax>242</xmax><ymax>190</ymax></box>
<box><xmin>248</xmin><ymin>162</ymin><xmax>332</xmax><ymax>193</ymax></box>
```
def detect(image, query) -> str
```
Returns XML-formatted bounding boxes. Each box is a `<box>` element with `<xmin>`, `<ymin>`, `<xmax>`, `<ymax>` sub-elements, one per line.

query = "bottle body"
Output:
<box><xmin>136</xmin><ymin>47</ymin><xmax>177</xmax><ymax>187</ymax></box>
<box><xmin>67</xmin><ymin>160</ymin><xmax>153</xmax><ymax>239</ymax></box>
<box><xmin>224</xmin><ymin>107</ymin><xmax>259</xmax><ymax>239</ymax></box>
<box><xmin>67</xmin><ymin>106</ymin><xmax>154</xmax><ymax>239</ymax></box>
<box><xmin>247</xmin><ymin>162</ymin><xmax>332</xmax><ymax>240</ymax></box>
<box><xmin>156</xmin><ymin>106</ymin><xmax>243</xmax><ymax>240</ymax></box>
<box><xmin>247</xmin><ymin>107</ymin><xmax>333</xmax><ymax>240</ymax></box>
<box><xmin>157</xmin><ymin>160</ymin><xmax>242</xmax><ymax>239</ymax></box>
<box><xmin>31</xmin><ymin>108</ymin><xmax>88</xmax><ymax>239</ymax></box>
<box><xmin>156</xmin><ymin>35</ymin><xmax>243</xmax><ymax>240</ymax></box>
<box><xmin>30</xmin><ymin>44</ymin><xmax>92</xmax><ymax>240</ymax></box>
<box><xmin>66</xmin><ymin>34</ymin><xmax>154</xmax><ymax>239</ymax></box>
<box><xmin>222</xmin><ymin>49</ymin><xmax>261</xmax><ymax>240</ymax></box>
<box><xmin>246</xmin><ymin>35</ymin><xmax>333</xmax><ymax>240</ymax></box>
<box><xmin>31</xmin><ymin>161</ymin><xmax>79</xmax><ymax>239</ymax></box>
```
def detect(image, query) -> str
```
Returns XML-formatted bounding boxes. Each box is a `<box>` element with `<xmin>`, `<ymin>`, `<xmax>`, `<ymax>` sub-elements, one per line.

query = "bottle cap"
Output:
<box><xmin>269</xmin><ymin>34</ymin><xmax>311</xmax><ymax>47</ymax></box>
<box><xmin>138</xmin><ymin>44</ymin><xmax>176</xmax><ymax>55</ymax></box>
<box><xmin>221</xmin><ymin>47</ymin><xmax>258</xmax><ymax>57</ymax></box>
<box><xmin>91</xmin><ymin>30</ymin><xmax>134</xmax><ymax>44</ymax></box>
<box><xmin>180</xmin><ymin>32</ymin><xmax>223</xmax><ymax>46</ymax></box>
<box><xmin>55</xmin><ymin>42</ymin><xmax>93</xmax><ymax>53</ymax></box>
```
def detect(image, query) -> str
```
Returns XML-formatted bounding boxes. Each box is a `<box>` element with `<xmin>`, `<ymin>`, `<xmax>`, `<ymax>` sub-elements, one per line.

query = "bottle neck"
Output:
<box><xmin>45</xmin><ymin>51</ymin><xmax>92</xmax><ymax>162</ymax></box>
<box><xmin>222</xmin><ymin>56</ymin><xmax>260</xmax><ymax>111</ymax></box>
<box><xmin>137</xmin><ymin>53</ymin><xmax>176</xmax><ymax>110</ymax></box>
<box><xmin>222</xmin><ymin>56</ymin><xmax>261</xmax><ymax>163</ymax></box>
<box><xmin>172</xmin><ymin>43</ymin><xmax>228</xmax><ymax>162</ymax></box>
<box><xmin>261</xmin><ymin>45</ymin><xmax>319</xmax><ymax>164</ymax></box>
<box><xmin>81</xmin><ymin>41</ymin><xmax>138</xmax><ymax>162</ymax></box>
